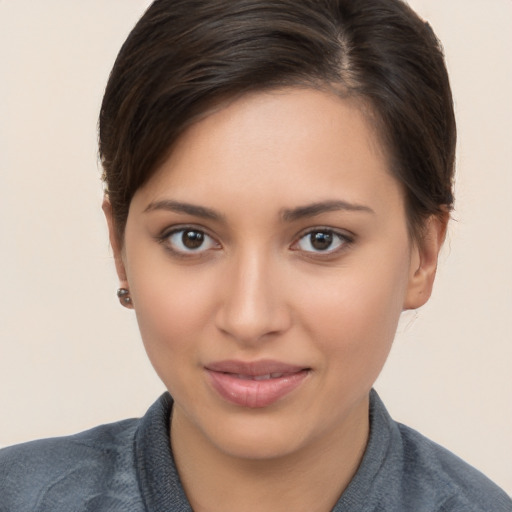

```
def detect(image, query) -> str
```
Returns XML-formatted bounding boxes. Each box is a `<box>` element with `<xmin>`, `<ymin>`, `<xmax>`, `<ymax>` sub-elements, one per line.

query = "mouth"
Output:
<box><xmin>229</xmin><ymin>372</ymin><xmax>293</xmax><ymax>381</ymax></box>
<box><xmin>205</xmin><ymin>360</ymin><xmax>311</xmax><ymax>408</ymax></box>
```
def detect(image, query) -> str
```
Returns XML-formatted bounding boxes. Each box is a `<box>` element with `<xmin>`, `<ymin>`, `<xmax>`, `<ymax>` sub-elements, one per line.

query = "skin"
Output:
<box><xmin>104</xmin><ymin>88</ymin><xmax>446</xmax><ymax>512</ymax></box>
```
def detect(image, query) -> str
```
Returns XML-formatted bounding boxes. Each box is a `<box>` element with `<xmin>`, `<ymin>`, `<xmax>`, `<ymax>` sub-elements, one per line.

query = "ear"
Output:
<box><xmin>404</xmin><ymin>212</ymin><xmax>449</xmax><ymax>310</ymax></box>
<box><xmin>102</xmin><ymin>196</ymin><xmax>130</xmax><ymax>293</ymax></box>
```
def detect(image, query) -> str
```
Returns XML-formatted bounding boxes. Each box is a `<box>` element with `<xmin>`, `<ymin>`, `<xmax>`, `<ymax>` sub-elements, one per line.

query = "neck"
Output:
<box><xmin>170</xmin><ymin>397</ymin><xmax>370</xmax><ymax>512</ymax></box>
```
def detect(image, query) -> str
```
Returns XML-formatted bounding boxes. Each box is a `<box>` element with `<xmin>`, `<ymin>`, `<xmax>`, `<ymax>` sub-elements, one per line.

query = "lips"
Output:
<box><xmin>205</xmin><ymin>360</ymin><xmax>310</xmax><ymax>408</ymax></box>
<box><xmin>231</xmin><ymin>372</ymin><xmax>289</xmax><ymax>381</ymax></box>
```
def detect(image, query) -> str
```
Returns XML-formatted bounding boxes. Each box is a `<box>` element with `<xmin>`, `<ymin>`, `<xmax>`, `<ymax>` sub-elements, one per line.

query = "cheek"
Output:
<box><xmin>125</xmin><ymin>256</ymin><xmax>219</xmax><ymax>384</ymax></box>
<box><xmin>296</xmin><ymin>250</ymin><xmax>411</xmax><ymax>371</ymax></box>
<box><xmin>133</xmin><ymin>286</ymin><xmax>211</xmax><ymax>398</ymax></box>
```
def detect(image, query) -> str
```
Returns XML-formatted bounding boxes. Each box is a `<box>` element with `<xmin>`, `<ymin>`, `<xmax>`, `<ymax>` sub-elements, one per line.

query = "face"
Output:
<box><xmin>110</xmin><ymin>88</ymin><xmax>440</xmax><ymax>461</ymax></box>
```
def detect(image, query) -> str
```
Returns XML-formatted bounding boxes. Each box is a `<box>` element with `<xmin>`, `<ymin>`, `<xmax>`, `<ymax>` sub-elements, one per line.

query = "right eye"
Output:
<box><xmin>164</xmin><ymin>228</ymin><xmax>219</xmax><ymax>255</ymax></box>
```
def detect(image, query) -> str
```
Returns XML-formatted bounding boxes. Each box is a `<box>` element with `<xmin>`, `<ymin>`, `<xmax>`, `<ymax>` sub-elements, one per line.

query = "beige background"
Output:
<box><xmin>1</xmin><ymin>0</ymin><xmax>511</xmax><ymax>494</ymax></box>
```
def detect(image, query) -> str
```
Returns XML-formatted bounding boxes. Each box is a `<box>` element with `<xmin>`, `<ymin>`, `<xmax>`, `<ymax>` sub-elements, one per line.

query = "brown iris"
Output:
<box><xmin>182</xmin><ymin>230</ymin><xmax>205</xmax><ymax>249</ymax></box>
<box><xmin>310</xmin><ymin>231</ymin><xmax>333</xmax><ymax>251</ymax></box>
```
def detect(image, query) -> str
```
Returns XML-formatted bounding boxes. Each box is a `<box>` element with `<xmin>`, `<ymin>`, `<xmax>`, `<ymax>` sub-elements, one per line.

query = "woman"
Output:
<box><xmin>1</xmin><ymin>0</ymin><xmax>510</xmax><ymax>510</ymax></box>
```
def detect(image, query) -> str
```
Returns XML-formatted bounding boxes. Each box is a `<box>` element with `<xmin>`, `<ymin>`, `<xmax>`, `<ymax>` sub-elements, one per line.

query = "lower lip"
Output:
<box><xmin>206</xmin><ymin>369</ymin><xmax>310</xmax><ymax>408</ymax></box>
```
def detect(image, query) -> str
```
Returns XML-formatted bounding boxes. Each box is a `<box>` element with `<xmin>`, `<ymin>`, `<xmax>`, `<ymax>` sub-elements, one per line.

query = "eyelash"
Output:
<box><xmin>157</xmin><ymin>226</ymin><xmax>354</xmax><ymax>258</ymax></box>
<box><xmin>291</xmin><ymin>228</ymin><xmax>354</xmax><ymax>256</ymax></box>
<box><xmin>158</xmin><ymin>226</ymin><xmax>220</xmax><ymax>257</ymax></box>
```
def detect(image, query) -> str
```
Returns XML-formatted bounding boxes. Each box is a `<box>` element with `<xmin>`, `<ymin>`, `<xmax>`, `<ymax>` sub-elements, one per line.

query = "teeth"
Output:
<box><xmin>253</xmin><ymin>375</ymin><xmax>270</xmax><ymax>381</ymax></box>
<box><xmin>235</xmin><ymin>373</ymin><xmax>284</xmax><ymax>381</ymax></box>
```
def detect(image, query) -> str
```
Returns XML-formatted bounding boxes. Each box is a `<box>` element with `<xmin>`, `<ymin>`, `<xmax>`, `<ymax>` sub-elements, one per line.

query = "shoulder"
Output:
<box><xmin>0</xmin><ymin>418</ymin><xmax>142</xmax><ymax>512</ymax></box>
<box><xmin>396</xmin><ymin>422</ymin><xmax>512</xmax><ymax>512</ymax></box>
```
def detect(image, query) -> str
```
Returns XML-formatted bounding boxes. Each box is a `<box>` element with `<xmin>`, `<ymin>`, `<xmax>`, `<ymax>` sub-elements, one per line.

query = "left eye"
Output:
<box><xmin>295</xmin><ymin>230</ymin><xmax>348</xmax><ymax>253</ymax></box>
<box><xmin>166</xmin><ymin>228</ymin><xmax>218</xmax><ymax>253</ymax></box>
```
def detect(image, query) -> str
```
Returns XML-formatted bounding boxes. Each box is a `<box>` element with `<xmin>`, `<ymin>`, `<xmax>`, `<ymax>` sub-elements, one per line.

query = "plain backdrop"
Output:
<box><xmin>1</xmin><ymin>0</ymin><xmax>511</xmax><ymax>495</ymax></box>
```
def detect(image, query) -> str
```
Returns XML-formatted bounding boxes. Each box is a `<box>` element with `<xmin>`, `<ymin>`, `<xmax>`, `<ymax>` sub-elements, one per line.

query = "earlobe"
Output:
<box><xmin>404</xmin><ymin>212</ymin><xmax>448</xmax><ymax>310</ymax></box>
<box><xmin>102</xmin><ymin>197</ymin><xmax>131</xmax><ymax>298</ymax></box>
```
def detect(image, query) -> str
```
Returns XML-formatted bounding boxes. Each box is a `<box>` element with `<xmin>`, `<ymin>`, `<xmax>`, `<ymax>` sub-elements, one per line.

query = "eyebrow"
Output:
<box><xmin>144</xmin><ymin>198</ymin><xmax>374</xmax><ymax>223</ymax></box>
<box><xmin>144</xmin><ymin>200</ymin><xmax>223</xmax><ymax>221</ymax></box>
<box><xmin>281</xmin><ymin>200</ymin><xmax>375</xmax><ymax>222</ymax></box>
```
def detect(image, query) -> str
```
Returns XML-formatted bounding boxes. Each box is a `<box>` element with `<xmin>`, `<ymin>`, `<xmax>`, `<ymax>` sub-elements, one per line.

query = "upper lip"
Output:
<box><xmin>205</xmin><ymin>359</ymin><xmax>309</xmax><ymax>376</ymax></box>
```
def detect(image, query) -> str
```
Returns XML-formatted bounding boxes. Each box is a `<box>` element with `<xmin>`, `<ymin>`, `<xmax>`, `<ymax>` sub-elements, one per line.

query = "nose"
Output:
<box><xmin>215</xmin><ymin>249</ymin><xmax>292</xmax><ymax>345</ymax></box>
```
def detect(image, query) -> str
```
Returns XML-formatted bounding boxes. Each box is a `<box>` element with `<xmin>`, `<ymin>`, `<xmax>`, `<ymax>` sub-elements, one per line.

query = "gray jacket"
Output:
<box><xmin>1</xmin><ymin>391</ymin><xmax>510</xmax><ymax>511</ymax></box>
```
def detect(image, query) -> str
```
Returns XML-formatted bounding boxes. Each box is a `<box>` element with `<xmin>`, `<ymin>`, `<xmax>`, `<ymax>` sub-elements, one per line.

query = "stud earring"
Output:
<box><xmin>117</xmin><ymin>288</ymin><xmax>133</xmax><ymax>307</ymax></box>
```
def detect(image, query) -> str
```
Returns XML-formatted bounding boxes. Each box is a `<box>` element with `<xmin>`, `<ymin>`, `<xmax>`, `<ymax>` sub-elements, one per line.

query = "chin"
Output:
<box><xmin>209</xmin><ymin>421</ymin><xmax>309</xmax><ymax>461</ymax></box>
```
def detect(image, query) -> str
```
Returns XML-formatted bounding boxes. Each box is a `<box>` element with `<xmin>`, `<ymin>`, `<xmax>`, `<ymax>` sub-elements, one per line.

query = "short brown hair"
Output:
<box><xmin>99</xmin><ymin>0</ymin><xmax>456</xmax><ymax>240</ymax></box>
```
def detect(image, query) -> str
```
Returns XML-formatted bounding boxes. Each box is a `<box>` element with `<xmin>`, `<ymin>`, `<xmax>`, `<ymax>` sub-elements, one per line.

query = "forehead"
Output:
<box><xmin>132</xmin><ymin>88</ymin><xmax>403</xmax><ymax>218</ymax></box>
